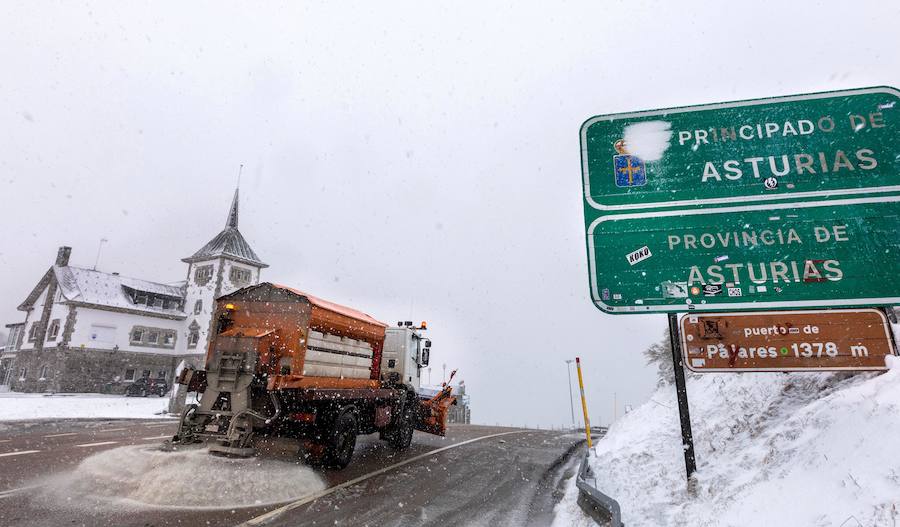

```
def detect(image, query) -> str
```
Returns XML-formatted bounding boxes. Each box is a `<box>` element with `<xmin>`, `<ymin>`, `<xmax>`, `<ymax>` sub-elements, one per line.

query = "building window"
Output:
<box><xmin>188</xmin><ymin>330</ymin><xmax>200</xmax><ymax>349</ymax></box>
<box><xmin>28</xmin><ymin>323</ymin><xmax>39</xmax><ymax>342</ymax></box>
<box><xmin>229</xmin><ymin>267</ymin><xmax>252</xmax><ymax>286</ymax></box>
<box><xmin>135</xmin><ymin>293</ymin><xmax>148</xmax><ymax>305</ymax></box>
<box><xmin>18</xmin><ymin>367</ymin><xmax>27</xmax><ymax>380</ymax></box>
<box><xmin>142</xmin><ymin>369</ymin><xmax>151</xmax><ymax>378</ymax></box>
<box><xmin>7</xmin><ymin>326</ymin><xmax>21</xmax><ymax>352</ymax></box>
<box><xmin>152</xmin><ymin>297</ymin><xmax>164</xmax><ymax>309</ymax></box>
<box><xmin>124</xmin><ymin>369</ymin><xmax>136</xmax><ymax>381</ymax></box>
<box><xmin>194</xmin><ymin>265</ymin><xmax>214</xmax><ymax>286</ymax></box>
<box><xmin>46</xmin><ymin>319</ymin><xmax>60</xmax><ymax>341</ymax></box>
<box><xmin>157</xmin><ymin>370</ymin><xmax>166</xmax><ymax>379</ymax></box>
<box><xmin>194</xmin><ymin>299</ymin><xmax>203</xmax><ymax>314</ymax></box>
<box><xmin>130</xmin><ymin>326</ymin><xmax>175</xmax><ymax>348</ymax></box>
<box><xmin>39</xmin><ymin>365</ymin><xmax>48</xmax><ymax>380</ymax></box>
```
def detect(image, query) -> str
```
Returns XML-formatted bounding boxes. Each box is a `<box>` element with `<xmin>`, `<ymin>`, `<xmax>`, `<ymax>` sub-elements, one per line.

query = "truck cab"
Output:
<box><xmin>381</xmin><ymin>322</ymin><xmax>431</xmax><ymax>389</ymax></box>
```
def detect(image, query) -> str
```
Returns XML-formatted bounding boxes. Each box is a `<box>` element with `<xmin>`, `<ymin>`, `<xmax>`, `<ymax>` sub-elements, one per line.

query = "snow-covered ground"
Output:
<box><xmin>0</xmin><ymin>392</ymin><xmax>172</xmax><ymax>421</ymax></box>
<box><xmin>556</xmin><ymin>356</ymin><xmax>900</xmax><ymax>527</ymax></box>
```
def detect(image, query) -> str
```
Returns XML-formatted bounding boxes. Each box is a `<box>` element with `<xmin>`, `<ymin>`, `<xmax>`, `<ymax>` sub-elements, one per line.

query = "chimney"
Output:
<box><xmin>56</xmin><ymin>246</ymin><xmax>72</xmax><ymax>267</ymax></box>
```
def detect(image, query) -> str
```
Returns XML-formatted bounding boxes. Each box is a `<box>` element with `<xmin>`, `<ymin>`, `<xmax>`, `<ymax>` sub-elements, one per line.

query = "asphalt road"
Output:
<box><xmin>0</xmin><ymin>419</ymin><xmax>584</xmax><ymax>527</ymax></box>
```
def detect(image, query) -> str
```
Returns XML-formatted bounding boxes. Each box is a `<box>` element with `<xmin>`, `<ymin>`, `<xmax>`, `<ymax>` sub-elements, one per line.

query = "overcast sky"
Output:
<box><xmin>1</xmin><ymin>1</ymin><xmax>898</xmax><ymax>427</ymax></box>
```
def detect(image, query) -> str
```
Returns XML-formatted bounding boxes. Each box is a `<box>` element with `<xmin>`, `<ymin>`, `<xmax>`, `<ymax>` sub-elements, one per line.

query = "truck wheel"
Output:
<box><xmin>387</xmin><ymin>392</ymin><xmax>416</xmax><ymax>450</ymax></box>
<box><xmin>324</xmin><ymin>412</ymin><xmax>357</xmax><ymax>469</ymax></box>
<box><xmin>387</xmin><ymin>418</ymin><xmax>414</xmax><ymax>450</ymax></box>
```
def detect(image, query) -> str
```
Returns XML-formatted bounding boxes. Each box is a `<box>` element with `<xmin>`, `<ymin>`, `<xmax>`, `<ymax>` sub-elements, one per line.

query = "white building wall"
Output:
<box><xmin>67</xmin><ymin>308</ymin><xmax>185</xmax><ymax>356</ymax></box>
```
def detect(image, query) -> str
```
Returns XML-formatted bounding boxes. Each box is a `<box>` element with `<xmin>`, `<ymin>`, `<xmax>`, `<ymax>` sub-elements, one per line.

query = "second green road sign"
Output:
<box><xmin>580</xmin><ymin>87</ymin><xmax>900</xmax><ymax>314</ymax></box>
<box><xmin>588</xmin><ymin>197</ymin><xmax>900</xmax><ymax>313</ymax></box>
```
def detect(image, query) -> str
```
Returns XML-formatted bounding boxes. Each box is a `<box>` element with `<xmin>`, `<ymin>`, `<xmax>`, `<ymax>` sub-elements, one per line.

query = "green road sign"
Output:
<box><xmin>581</xmin><ymin>87</ymin><xmax>900</xmax><ymax>212</ymax></box>
<box><xmin>587</xmin><ymin>197</ymin><xmax>900</xmax><ymax>313</ymax></box>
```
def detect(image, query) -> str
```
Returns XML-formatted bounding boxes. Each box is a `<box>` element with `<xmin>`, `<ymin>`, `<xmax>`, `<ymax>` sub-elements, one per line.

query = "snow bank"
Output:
<box><xmin>0</xmin><ymin>392</ymin><xmax>170</xmax><ymax>421</ymax></box>
<box><xmin>574</xmin><ymin>365</ymin><xmax>900</xmax><ymax>526</ymax></box>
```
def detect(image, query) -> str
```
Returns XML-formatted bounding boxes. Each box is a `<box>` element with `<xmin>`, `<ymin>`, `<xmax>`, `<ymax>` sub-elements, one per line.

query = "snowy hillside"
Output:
<box><xmin>585</xmin><ymin>358</ymin><xmax>900</xmax><ymax>526</ymax></box>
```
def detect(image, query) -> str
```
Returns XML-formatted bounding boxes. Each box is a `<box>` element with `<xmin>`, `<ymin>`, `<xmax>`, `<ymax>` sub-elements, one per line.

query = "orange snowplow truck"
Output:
<box><xmin>168</xmin><ymin>282</ymin><xmax>455</xmax><ymax>468</ymax></box>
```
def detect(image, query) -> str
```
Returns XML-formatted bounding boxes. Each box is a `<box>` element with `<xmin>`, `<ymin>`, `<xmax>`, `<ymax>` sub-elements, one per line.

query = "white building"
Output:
<box><xmin>0</xmin><ymin>189</ymin><xmax>267</xmax><ymax>393</ymax></box>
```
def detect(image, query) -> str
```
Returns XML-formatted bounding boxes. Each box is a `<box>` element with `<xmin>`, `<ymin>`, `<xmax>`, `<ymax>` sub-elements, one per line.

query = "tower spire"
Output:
<box><xmin>225</xmin><ymin>165</ymin><xmax>242</xmax><ymax>228</ymax></box>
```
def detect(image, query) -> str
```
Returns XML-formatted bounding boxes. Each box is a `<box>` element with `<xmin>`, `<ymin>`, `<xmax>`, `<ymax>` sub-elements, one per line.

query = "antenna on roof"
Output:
<box><xmin>92</xmin><ymin>238</ymin><xmax>108</xmax><ymax>271</ymax></box>
<box><xmin>237</xmin><ymin>164</ymin><xmax>243</xmax><ymax>188</ymax></box>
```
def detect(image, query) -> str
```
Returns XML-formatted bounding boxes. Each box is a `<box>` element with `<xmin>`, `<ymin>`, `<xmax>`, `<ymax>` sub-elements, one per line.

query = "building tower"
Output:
<box><xmin>181</xmin><ymin>188</ymin><xmax>267</xmax><ymax>355</ymax></box>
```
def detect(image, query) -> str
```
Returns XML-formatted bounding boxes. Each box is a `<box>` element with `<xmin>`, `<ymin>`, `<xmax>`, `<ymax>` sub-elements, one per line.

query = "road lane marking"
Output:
<box><xmin>242</xmin><ymin>430</ymin><xmax>530</xmax><ymax>526</ymax></box>
<box><xmin>0</xmin><ymin>439</ymin><xmax>10</xmax><ymax>443</ymax></box>
<box><xmin>74</xmin><ymin>441</ymin><xmax>118</xmax><ymax>448</ymax></box>
<box><xmin>141</xmin><ymin>435</ymin><xmax>172</xmax><ymax>441</ymax></box>
<box><xmin>44</xmin><ymin>432</ymin><xmax>79</xmax><ymax>438</ymax></box>
<box><xmin>0</xmin><ymin>485</ymin><xmax>40</xmax><ymax>500</ymax></box>
<box><xmin>100</xmin><ymin>428</ymin><xmax>127</xmax><ymax>432</ymax></box>
<box><xmin>0</xmin><ymin>450</ymin><xmax>41</xmax><ymax>458</ymax></box>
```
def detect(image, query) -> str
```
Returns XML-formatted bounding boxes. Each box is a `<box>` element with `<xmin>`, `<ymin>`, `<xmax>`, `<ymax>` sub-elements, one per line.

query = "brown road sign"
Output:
<box><xmin>680</xmin><ymin>308</ymin><xmax>897</xmax><ymax>372</ymax></box>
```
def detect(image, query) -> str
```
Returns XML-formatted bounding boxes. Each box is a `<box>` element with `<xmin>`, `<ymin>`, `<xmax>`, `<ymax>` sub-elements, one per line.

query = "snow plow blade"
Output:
<box><xmin>415</xmin><ymin>385</ymin><xmax>456</xmax><ymax>436</ymax></box>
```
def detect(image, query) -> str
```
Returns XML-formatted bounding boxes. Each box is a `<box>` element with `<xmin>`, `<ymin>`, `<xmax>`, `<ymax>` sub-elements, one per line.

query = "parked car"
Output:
<box><xmin>125</xmin><ymin>377</ymin><xmax>169</xmax><ymax>397</ymax></box>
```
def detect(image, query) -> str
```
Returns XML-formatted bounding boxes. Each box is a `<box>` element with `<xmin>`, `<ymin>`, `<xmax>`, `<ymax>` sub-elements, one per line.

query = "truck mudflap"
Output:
<box><xmin>415</xmin><ymin>384</ymin><xmax>456</xmax><ymax>436</ymax></box>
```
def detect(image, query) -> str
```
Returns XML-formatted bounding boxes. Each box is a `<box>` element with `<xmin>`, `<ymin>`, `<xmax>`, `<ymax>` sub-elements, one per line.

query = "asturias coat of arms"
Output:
<box><xmin>612</xmin><ymin>139</ymin><xmax>646</xmax><ymax>188</ymax></box>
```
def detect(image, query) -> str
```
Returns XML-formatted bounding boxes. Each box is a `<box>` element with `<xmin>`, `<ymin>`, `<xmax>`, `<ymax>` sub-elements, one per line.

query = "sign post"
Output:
<box><xmin>575</xmin><ymin>357</ymin><xmax>593</xmax><ymax>450</ymax></box>
<box><xmin>667</xmin><ymin>314</ymin><xmax>697</xmax><ymax>484</ymax></box>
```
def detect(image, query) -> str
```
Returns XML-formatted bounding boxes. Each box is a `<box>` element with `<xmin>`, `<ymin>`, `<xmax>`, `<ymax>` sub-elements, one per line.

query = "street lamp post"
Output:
<box><xmin>565</xmin><ymin>359</ymin><xmax>576</xmax><ymax>428</ymax></box>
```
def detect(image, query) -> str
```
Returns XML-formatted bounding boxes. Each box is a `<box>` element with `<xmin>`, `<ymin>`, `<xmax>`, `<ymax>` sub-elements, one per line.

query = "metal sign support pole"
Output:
<box><xmin>667</xmin><ymin>313</ymin><xmax>697</xmax><ymax>486</ymax></box>
<box><xmin>884</xmin><ymin>307</ymin><xmax>900</xmax><ymax>354</ymax></box>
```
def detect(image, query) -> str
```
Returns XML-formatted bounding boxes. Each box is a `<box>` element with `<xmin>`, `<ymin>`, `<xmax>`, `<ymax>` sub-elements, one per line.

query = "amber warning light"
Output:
<box><xmin>225</xmin><ymin>303</ymin><xmax>236</xmax><ymax>311</ymax></box>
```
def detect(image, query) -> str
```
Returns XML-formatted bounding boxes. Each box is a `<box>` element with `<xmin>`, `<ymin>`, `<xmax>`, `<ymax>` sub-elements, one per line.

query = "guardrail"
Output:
<box><xmin>576</xmin><ymin>447</ymin><xmax>624</xmax><ymax>526</ymax></box>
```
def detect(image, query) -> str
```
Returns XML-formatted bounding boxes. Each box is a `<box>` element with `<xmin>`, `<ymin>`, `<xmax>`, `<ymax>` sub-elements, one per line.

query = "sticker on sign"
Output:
<box><xmin>625</xmin><ymin>246</ymin><xmax>652</xmax><ymax>266</ymax></box>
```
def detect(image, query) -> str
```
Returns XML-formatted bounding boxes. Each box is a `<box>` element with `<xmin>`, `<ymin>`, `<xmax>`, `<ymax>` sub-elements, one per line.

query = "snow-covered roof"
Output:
<box><xmin>56</xmin><ymin>266</ymin><xmax>186</xmax><ymax>318</ymax></box>
<box><xmin>181</xmin><ymin>188</ymin><xmax>268</xmax><ymax>268</ymax></box>
<box><xmin>19</xmin><ymin>265</ymin><xmax>186</xmax><ymax>319</ymax></box>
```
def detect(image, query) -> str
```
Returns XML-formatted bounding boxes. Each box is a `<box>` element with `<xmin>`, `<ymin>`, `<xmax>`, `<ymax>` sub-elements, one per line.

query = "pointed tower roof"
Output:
<box><xmin>182</xmin><ymin>188</ymin><xmax>268</xmax><ymax>268</ymax></box>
